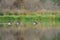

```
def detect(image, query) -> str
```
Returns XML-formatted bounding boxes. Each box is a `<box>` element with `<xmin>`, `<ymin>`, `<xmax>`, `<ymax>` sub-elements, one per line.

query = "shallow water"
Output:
<box><xmin>0</xmin><ymin>27</ymin><xmax>60</xmax><ymax>40</ymax></box>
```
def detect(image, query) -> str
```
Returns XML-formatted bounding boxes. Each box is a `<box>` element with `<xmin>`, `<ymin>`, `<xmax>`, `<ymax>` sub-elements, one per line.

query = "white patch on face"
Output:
<box><xmin>33</xmin><ymin>22</ymin><xmax>36</xmax><ymax>25</ymax></box>
<box><xmin>8</xmin><ymin>22</ymin><xmax>11</xmax><ymax>26</ymax></box>
<box><xmin>33</xmin><ymin>22</ymin><xmax>37</xmax><ymax>25</ymax></box>
<box><xmin>15</xmin><ymin>22</ymin><xmax>20</xmax><ymax>26</ymax></box>
<box><xmin>16</xmin><ymin>22</ymin><xmax>20</xmax><ymax>25</ymax></box>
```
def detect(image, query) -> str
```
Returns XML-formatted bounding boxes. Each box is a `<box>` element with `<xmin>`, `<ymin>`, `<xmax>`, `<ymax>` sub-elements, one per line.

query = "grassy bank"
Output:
<box><xmin>0</xmin><ymin>15</ymin><xmax>55</xmax><ymax>23</ymax></box>
<box><xmin>0</xmin><ymin>12</ymin><xmax>60</xmax><ymax>27</ymax></box>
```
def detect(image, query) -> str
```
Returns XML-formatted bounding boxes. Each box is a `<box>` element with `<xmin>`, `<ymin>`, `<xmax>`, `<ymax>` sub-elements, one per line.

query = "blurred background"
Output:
<box><xmin>0</xmin><ymin>0</ymin><xmax>60</xmax><ymax>11</ymax></box>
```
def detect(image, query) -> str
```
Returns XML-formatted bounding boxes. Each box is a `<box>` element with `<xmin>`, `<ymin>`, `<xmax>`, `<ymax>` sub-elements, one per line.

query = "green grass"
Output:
<box><xmin>0</xmin><ymin>16</ymin><xmax>15</xmax><ymax>23</ymax></box>
<box><xmin>0</xmin><ymin>15</ymin><xmax>59</xmax><ymax>23</ymax></box>
<box><xmin>0</xmin><ymin>12</ymin><xmax>60</xmax><ymax>27</ymax></box>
